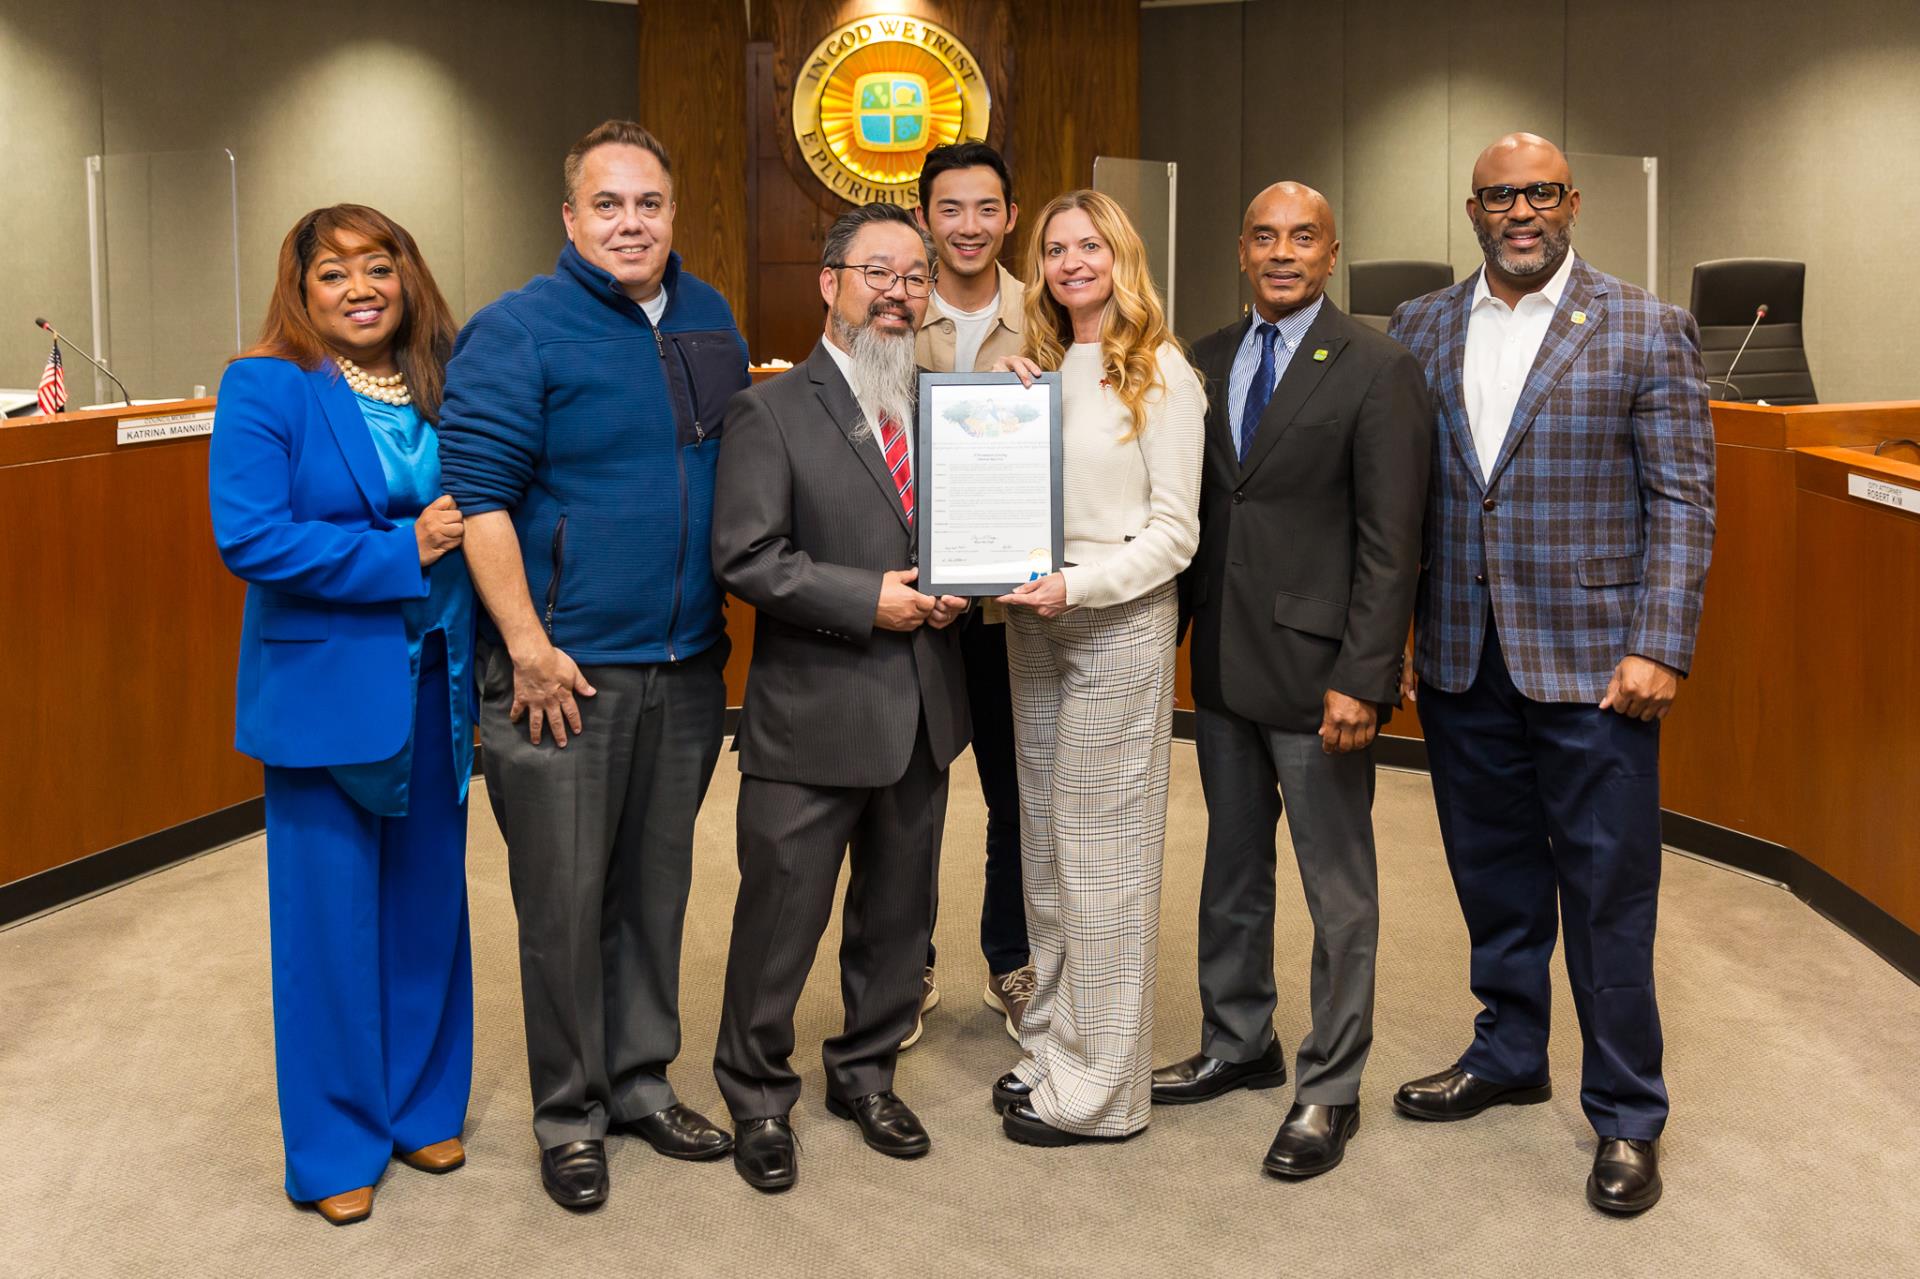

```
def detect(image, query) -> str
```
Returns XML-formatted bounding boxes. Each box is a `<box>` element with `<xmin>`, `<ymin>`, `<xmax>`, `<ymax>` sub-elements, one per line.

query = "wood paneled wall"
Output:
<box><xmin>638</xmin><ymin>1</ymin><xmax>751</xmax><ymax>322</ymax></box>
<box><xmin>636</xmin><ymin>0</ymin><xmax>1140</xmax><ymax>357</ymax></box>
<box><xmin>1009</xmin><ymin>0</ymin><xmax>1140</xmax><ymax>234</ymax></box>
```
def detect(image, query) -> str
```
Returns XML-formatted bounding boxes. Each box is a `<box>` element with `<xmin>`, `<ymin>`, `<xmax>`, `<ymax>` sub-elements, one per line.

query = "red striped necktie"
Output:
<box><xmin>878</xmin><ymin>411</ymin><xmax>914</xmax><ymax>521</ymax></box>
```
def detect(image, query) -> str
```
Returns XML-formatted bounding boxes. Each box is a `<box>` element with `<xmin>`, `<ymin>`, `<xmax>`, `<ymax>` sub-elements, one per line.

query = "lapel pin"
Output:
<box><xmin>1571</xmin><ymin>310</ymin><xmax>1587</xmax><ymax>325</ymax></box>
<box><xmin>1312</xmin><ymin>347</ymin><xmax>1329</xmax><ymax>361</ymax></box>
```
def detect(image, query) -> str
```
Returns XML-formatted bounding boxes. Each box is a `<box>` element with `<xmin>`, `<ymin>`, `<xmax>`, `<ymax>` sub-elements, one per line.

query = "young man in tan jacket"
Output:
<box><xmin>903</xmin><ymin>140</ymin><xmax>1032</xmax><ymax>1049</ymax></box>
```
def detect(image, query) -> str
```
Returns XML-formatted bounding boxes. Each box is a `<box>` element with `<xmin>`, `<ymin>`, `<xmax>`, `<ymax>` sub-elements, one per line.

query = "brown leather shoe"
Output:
<box><xmin>309</xmin><ymin>1186</ymin><xmax>374</xmax><ymax>1225</ymax></box>
<box><xmin>397</xmin><ymin>1137</ymin><xmax>466</xmax><ymax>1173</ymax></box>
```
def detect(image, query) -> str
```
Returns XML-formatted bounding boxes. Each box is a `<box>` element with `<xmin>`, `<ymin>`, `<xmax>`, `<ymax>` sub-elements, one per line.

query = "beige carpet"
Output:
<box><xmin>3</xmin><ymin>744</ymin><xmax>1917</xmax><ymax>1278</ymax></box>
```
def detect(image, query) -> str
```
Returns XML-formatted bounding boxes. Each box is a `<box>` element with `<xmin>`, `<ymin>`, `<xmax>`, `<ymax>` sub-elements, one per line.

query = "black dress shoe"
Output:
<box><xmin>825</xmin><ymin>1090</ymin><xmax>931</xmax><ymax>1158</ymax></box>
<box><xmin>733</xmin><ymin>1117</ymin><xmax>797</xmax><ymax>1192</ymax></box>
<box><xmin>1001</xmin><ymin>1102</ymin><xmax>1133</xmax><ymax>1147</ymax></box>
<box><xmin>1262</xmin><ymin>1102</ymin><xmax>1359</xmax><ymax>1179</ymax></box>
<box><xmin>1392</xmin><ymin>1066</ymin><xmax>1552</xmax><ymax>1121</ymax></box>
<box><xmin>1587</xmin><ymin>1138</ymin><xmax>1662</xmax><ymax>1214</ymax></box>
<box><xmin>615</xmin><ymin>1102</ymin><xmax>734</xmax><ymax>1161</ymax></box>
<box><xmin>1150</xmin><ymin>1038</ymin><xmax>1288</xmax><ymax>1105</ymax></box>
<box><xmin>991</xmin><ymin>1071</ymin><xmax>1032</xmax><ymax>1115</ymax></box>
<box><xmin>540</xmin><ymin>1139</ymin><xmax>609</xmax><ymax>1211</ymax></box>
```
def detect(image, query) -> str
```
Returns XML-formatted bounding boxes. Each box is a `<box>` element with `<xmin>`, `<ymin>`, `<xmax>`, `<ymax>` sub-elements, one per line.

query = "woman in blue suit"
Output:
<box><xmin>209</xmin><ymin>204</ymin><xmax>473</xmax><ymax>1226</ymax></box>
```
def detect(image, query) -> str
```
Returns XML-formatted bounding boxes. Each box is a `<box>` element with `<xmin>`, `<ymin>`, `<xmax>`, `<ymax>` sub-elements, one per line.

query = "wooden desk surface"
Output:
<box><xmin>1790</xmin><ymin>444</ymin><xmax>1920</xmax><ymax>932</ymax></box>
<box><xmin>1708</xmin><ymin>399</ymin><xmax>1920</xmax><ymax>450</ymax></box>
<box><xmin>3</xmin><ymin>398</ymin><xmax>259</xmax><ymax>889</ymax></box>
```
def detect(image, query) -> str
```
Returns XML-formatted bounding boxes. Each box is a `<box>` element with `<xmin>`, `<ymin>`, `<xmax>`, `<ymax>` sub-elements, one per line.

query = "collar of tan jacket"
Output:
<box><xmin>917</xmin><ymin>261</ymin><xmax>1027</xmax><ymax>370</ymax></box>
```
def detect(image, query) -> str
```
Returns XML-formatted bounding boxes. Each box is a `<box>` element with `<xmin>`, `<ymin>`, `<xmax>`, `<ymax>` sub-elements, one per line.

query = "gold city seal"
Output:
<box><xmin>792</xmin><ymin>14</ymin><xmax>991</xmax><ymax>207</ymax></box>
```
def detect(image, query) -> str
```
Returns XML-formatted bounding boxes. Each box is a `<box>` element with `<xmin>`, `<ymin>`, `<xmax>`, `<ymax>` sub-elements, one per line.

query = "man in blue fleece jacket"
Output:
<box><xmin>438</xmin><ymin>120</ymin><xmax>748</xmax><ymax>1212</ymax></box>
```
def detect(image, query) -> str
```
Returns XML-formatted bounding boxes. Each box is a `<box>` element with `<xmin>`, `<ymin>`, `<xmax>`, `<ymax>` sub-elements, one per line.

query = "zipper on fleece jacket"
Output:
<box><xmin>662</xmin><ymin>331</ymin><xmax>716</xmax><ymax>662</ymax></box>
<box><xmin>543</xmin><ymin>514</ymin><xmax>567</xmax><ymax>635</ymax></box>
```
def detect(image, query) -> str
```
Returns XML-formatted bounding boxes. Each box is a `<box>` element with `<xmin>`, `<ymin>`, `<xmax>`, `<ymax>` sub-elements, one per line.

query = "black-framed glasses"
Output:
<box><xmin>1472</xmin><ymin>182</ymin><xmax>1570</xmax><ymax>212</ymax></box>
<box><xmin>829</xmin><ymin>262</ymin><xmax>936</xmax><ymax>298</ymax></box>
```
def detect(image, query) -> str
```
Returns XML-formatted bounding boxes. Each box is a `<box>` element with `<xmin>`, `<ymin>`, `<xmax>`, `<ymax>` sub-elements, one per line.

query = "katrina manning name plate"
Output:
<box><xmin>915</xmin><ymin>371</ymin><xmax>1065</xmax><ymax>596</ymax></box>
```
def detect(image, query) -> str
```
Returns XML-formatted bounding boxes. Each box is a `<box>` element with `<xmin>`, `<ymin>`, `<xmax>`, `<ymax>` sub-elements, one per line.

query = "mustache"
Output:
<box><xmin>866</xmin><ymin>299</ymin><xmax>912</xmax><ymax>324</ymax></box>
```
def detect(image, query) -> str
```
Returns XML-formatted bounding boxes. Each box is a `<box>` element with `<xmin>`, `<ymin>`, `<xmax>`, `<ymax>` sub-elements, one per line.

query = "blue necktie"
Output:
<box><xmin>1238</xmin><ymin>323</ymin><xmax>1279</xmax><ymax>461</ymax></box>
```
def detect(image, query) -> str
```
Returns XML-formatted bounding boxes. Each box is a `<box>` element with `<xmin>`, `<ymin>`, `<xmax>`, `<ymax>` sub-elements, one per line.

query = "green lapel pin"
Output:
<box><xmin>1312</xmin><ymin>347</ymin><xmax>1329</xmax><ymax>361</ymax></box>
<box><xmin>1571</xmin><ymin>310</ymin><xmax>1587</xmax><ymax>325</ymax></box>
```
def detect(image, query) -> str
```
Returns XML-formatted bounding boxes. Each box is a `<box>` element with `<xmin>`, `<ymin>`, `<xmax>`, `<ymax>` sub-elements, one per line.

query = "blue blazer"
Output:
<box><xmin>210</xmin><ymin>357</ymin><xmax>434</xmax><ymax>768</ymax></box>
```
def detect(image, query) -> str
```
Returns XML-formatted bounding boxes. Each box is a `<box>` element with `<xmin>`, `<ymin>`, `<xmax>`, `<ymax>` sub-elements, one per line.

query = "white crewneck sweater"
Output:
<box><xmin>1056</xmin><ymin>341</ymin><xmax>1205</xmax><ymax>610</ymax></box>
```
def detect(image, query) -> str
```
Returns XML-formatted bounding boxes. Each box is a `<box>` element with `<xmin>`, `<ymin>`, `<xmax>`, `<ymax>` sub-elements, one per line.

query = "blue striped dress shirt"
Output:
<box><xmin>1227</xmin><ymin>294</ymin><xmax>1326</xmax><ymax>442</ymax></box>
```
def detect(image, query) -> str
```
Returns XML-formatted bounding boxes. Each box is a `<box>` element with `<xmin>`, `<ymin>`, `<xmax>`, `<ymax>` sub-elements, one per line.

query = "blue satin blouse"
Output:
<box><xmin>326</xmin><ymin>394</ymin><xmax>475</xmax><ymax>816</ymax></box>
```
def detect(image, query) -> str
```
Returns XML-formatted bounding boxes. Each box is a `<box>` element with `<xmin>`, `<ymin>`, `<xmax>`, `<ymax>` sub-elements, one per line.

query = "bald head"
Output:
<box><xmin>1243</xmin><ymin>182</ymin><xmax>1336</xmax><ymax>239</ymax></box>
<box><xmin>1471</xmin><ymin>132</ymin><xmax>1572</xmax><ymax>190</ymax></box>
<box><xmin>1239</xmin><ymin>181</ymin><xmax>1339</xmax><ymax>321</ymax></box>
<box><xmin>1467</xmin><ymin>132</ymin><xmax>1580</xmax><ymax>300</ymax></box>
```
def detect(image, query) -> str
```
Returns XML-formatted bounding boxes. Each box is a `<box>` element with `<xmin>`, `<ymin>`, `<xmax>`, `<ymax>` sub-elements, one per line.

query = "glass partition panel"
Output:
<box><xmin>1565</xmin><ymin>152</ymin><xmax>1658</xmax><ymax>295</ymax></box>
<box><xmin>85</xmin><ymin>148</ymin><xmax>242</xmax><ymax>404</ymax></box>
<box><xmin>1093</xmin><ymin>156</ymin><xmax>1178</xmax><ymax>331</ymax></box>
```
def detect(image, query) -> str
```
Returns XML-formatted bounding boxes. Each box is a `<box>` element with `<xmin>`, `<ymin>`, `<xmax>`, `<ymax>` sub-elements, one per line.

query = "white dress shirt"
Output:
<box><xmin>1463</xmin><ymin>250</ymin><xmax>1576</xmax><ymax>482</ymax></box>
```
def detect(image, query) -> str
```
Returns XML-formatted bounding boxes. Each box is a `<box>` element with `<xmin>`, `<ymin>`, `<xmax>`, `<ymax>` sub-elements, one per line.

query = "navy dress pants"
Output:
<box><xmin>262</xmin><ymin>634</ymin><xmax>473</xmax><ymax>1201</ymax></box>
<box><xmin>1418</xmin><ymin>623</ymin><xmax>1668</xmax><ymax>1141</ymax></box>
<box><xmin>928</xmin><ymin>609</ymin><xmax>1029</xmax><ymax>976</ymax></box>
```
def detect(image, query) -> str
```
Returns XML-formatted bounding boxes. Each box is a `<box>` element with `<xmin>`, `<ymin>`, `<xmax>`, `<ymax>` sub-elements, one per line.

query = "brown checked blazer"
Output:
<box><xmin>1388</xmin><ymin>257</ymin><xmax>1716</xmax><ymax>702</ymax></box>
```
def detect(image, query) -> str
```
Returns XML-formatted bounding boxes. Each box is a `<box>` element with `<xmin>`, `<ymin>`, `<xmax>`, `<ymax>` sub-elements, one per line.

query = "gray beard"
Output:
<box><xmin>834</xmin><ymin>312</ymin><xmax>917</xmax><ymax>439</ymax></box>
<box><xmin>1476</xmin><ymin>221</ymin><xmax>1574</xmax><ymax>278</ymax></box>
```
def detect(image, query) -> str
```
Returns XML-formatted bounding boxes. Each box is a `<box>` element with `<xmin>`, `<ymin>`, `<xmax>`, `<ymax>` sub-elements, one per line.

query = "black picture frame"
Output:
<box><xmin>915</xmin><ymin>370</ymin><xmax>1065</xmax><ymax>596</ymax></box>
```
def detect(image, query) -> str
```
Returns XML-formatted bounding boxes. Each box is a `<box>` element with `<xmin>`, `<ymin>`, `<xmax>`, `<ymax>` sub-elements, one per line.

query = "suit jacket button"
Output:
<box><xmin>1482</xmin><ymin>497</ymin><xmax>1497</xmax><ymax>511</ymax></box>
<box><xmin>1475</xmin><ymin>572</ymin><xmax>1487</xmax><ymax>585</ymax></box>
<box><xmin>1232</xmin><ymin>491</ymin><xmax>1245</xmax><ymax>504</ymax></box>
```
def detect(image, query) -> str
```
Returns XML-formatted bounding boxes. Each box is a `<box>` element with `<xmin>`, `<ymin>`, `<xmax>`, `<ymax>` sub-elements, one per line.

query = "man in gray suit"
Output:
<box><xmin>1151</xmin><ymin>183</ymin><xmax>1431</xmax><ymax>1179</ymax></box>
<box><xmin>710</xmin><ymin>202</ymin><xmax>971</xmax><ymax>1193</ymax></box>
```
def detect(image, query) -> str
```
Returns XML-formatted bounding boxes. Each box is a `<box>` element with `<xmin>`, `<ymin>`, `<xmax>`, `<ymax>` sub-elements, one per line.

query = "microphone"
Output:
<box><xmin>34</xmin><ymin>318</ymin><xmax>134</xmax><ymax>407</ymax></box>
<box><xmin>1708</xmin><ymin>303</ymin><xmax>1768</xmax><ymax>402</ymax></box>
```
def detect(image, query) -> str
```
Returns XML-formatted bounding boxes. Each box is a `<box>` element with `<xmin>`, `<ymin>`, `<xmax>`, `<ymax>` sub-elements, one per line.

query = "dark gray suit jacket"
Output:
<box><xmin>712</xmin><ymin>340</ymin><xmax>970</xmax><ymax>788</ymax></box>
<box><xmin>1182</xmin><ymin>299</ymin><xmax>1432</xmax><ymax>734</ymax></box>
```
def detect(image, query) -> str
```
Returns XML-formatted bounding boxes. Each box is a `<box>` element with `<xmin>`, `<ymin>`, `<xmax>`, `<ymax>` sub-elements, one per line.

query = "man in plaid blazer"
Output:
<box><xmin>1387</xmin><ymin>133</ymin><xmax>1714</xmax><ymax>1216</ymax></box>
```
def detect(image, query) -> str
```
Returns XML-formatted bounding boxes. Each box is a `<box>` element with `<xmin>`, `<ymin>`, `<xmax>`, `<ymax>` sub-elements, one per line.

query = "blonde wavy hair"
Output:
<box><xmin>1020</xmin><ymin>189</ymin><xmax>1178</xmax><ymax>441</ymax></box>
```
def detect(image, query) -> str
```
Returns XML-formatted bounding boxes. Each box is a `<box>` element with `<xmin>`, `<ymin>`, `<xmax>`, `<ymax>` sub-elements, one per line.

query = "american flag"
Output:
<box><xmin>37</xmin><ymin>341</ymin><xmax>66</xmax><ymax>416</ymax></box>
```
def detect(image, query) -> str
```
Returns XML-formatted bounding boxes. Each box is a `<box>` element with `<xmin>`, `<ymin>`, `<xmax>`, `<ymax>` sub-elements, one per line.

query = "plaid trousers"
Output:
<box><xmin>1005</xmin><ymin>582</ymin><xmax>1178</xmax><ymax>1136</ymax></box>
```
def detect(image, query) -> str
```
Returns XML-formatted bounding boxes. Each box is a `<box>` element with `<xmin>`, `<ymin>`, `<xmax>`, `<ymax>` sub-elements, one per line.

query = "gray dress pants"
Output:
<box><xmin>713</xmin><ymin>721</ymin><xmax>949</xmax><ymax>1120</ymax></box>
<box><xmin>1193</xmin><ymin>704</ymin><xmax>1380</xmax><ymax>1104</ymax></box>
<box><xmin>479</xmin><ymin>638</ymin><xmax>726</xmax><ymax>1149</ymax></box>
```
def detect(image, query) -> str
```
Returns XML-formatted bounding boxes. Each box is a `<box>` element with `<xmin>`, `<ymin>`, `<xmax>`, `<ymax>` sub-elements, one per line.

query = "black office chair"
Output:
<box><xmin>1688</xmin><ymin>258</ymin><xmax>1817</xmax><ymax>404</ymax></box>
<box><xmin>1347</xmin><ymin>260</ymin><xmax>1454</xmax><ymax>332</ymax></box>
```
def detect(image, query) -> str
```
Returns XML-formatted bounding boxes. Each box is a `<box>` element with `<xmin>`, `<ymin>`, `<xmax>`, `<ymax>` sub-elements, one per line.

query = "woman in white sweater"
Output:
<box><xmin>991</xmin><ymin>189</ymin><xmax>1204</xmax><ymax>1145</ymax></box>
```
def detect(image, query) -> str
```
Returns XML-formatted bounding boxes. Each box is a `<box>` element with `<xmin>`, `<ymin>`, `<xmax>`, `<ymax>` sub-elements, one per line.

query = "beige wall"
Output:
<box><xmin>1142</xmin><ymin>0</ymin><xmax>1920</xmax><ymax>404</ymax></box>
<box><xmin>0</xmin><ymin>0</ymin><xmax>636</xmax><ymax>399</ymax></box>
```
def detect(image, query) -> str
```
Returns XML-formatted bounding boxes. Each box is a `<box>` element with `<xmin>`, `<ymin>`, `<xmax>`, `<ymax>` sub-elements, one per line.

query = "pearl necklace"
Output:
<box><xmin>335</xmin><ymin>355</ymin><xmax>412</xmax><ymax>406</ymax></box>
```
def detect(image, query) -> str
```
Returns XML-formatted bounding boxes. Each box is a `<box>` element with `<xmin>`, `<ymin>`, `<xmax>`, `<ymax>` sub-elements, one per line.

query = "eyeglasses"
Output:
<box><xmin>829</xmin><ymin>262</ymin><xmax>936</xmax><ymax>298</ymax></box>
<box><xmin>1472</xmin><ymin>182</ymin><xmax>1571</xmax><ymax>212</ymax></box>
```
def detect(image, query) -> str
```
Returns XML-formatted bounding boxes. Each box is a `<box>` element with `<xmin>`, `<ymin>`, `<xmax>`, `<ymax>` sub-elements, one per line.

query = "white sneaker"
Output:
<box><xmin>899</xmin><ymin>966</ymin><xmax>939</xmax><ymax>1051</ymax></box>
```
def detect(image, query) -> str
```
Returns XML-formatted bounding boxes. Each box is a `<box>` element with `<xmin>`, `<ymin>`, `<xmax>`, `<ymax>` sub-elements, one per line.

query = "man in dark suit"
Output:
<box><xmin>710</xmin><ymin>202</ymin><xmax>971</xmax><ymax>1193</ymax></box>
<box><xmin>1387</xmin><ymin>133</ymin><xmax>1714</xmax><ymax>1215</ymax></box>
<box><xmin>1151</xmin><ymin>183</ymin><xmax>1431</xmax><ymax>1180</ymax></box>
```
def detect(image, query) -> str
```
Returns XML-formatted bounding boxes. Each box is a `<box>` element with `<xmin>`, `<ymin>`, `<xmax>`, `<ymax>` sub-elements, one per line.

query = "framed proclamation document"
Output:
<box><xmin>915</xmin><ymin>371</ymin><xmax>1065</xmax><ymax>597</ymax></box>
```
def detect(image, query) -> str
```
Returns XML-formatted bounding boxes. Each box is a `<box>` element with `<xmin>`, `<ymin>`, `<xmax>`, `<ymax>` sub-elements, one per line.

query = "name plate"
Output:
<box><xmin>1847</xmin><ymin>472</ymin><xmax>1920</xmax><ymax>514</ymax></box>
<box><xmin>117</xmin><ymin>410</ymin><xmax>214</xmax><ymax>446</ymax></box>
